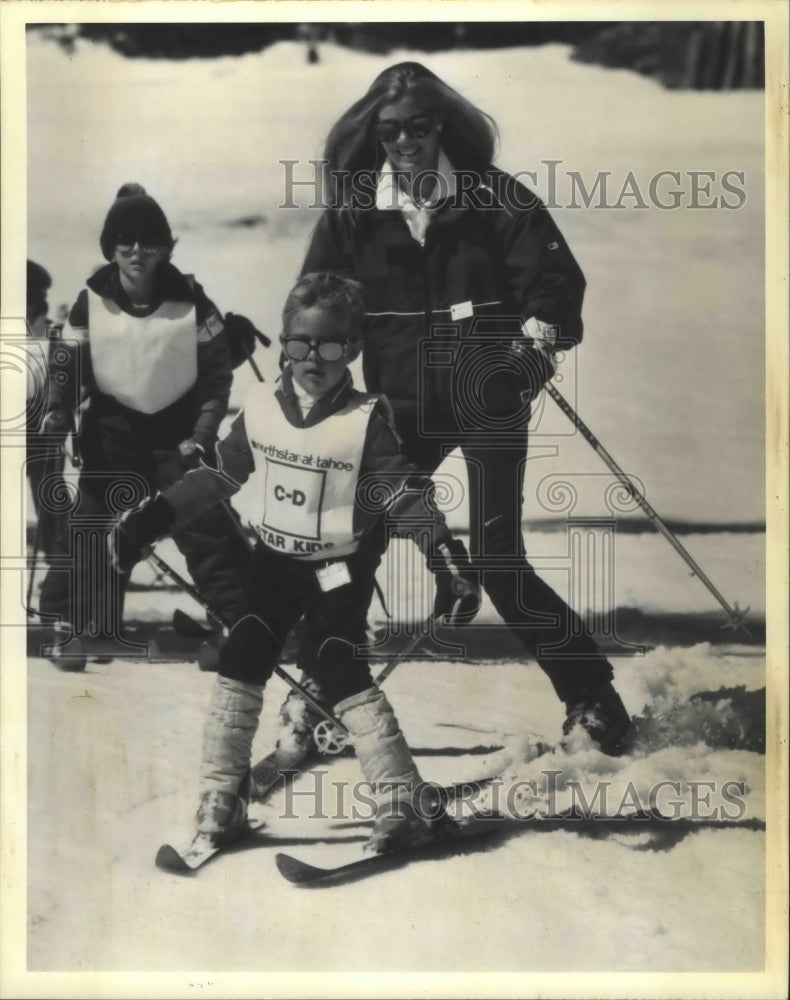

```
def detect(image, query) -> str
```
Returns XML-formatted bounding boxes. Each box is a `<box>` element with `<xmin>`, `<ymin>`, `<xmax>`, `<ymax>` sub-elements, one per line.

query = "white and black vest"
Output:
<box><xmin>243</xmin><ymin>384</ymin><xmax>377</xmax><ymax>561</ymax></box>
<box><xmin>87</xmin><ymin>289</ymin><xmax>198</xmax><ymax>414</ymax></box>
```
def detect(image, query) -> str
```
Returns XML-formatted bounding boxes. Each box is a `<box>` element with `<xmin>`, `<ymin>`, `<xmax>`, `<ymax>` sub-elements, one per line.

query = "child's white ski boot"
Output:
<box><xmin>336</xmin><ymin>685</ymin><xmax>449</xmax><ymax>855</ymax></box>
<box><xmin>197</xmin><ymin>675</ymin><xmax>262</xmax><ymax>845</ymax></box>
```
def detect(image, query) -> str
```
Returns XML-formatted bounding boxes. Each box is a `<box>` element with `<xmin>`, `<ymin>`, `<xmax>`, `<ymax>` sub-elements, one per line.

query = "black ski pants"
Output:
<box><xmin>218</xmin><ymin>540</ymin><xmax>381</xmax><ymax>706</ymax></box>
<box><xmin>26</xmin><ymin>422</ymin><xmax>71</xmax><ymax>619</ymax></box>
<box><xmin>42</xmin><ymin>394</ymin><xmax>250</xmax><ymax>637</ymax></box>
<box><xmin>398</xmin><ymin>422</ymin><xmax>613</xmax><ymax>705</ymax></box>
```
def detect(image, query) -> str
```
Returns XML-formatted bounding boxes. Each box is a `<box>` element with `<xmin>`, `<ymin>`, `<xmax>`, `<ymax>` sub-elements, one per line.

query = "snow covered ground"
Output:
<box><xmin>23</xmin><ymin>642</ymin><xmax>766</xmax><ymax>977</ymax></box>
<box><xmin>1</xmin><ymin>18</ymin><xmax>786</xmax><ymax>1000</ymax></box>
<box><xmin>18</xmin><ymin>523</ymin><xmax>770</xmax><ymax>984</ymax></box>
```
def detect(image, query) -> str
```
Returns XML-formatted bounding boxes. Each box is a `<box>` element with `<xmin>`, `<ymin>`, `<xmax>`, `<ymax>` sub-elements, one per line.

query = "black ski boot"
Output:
<box><xmin>563</xmin><ymin>681</ymin><xmax>633</xmax><ymax>756</ymax></box>
<box><xmin>46</xmin><ymin>644</ymin><xmax>87</xmax><ymax>672</ymax></box>
<box><xmin>44</xmin><ymin>626</ymin><xmax>89</xmax><ymax>671</ymax></box>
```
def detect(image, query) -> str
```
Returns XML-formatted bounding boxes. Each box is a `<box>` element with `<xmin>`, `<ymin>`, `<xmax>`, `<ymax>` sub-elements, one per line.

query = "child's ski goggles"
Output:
<box><xmin>373</xmin><ymin>113</ymin><xmax>436</xmax><ymax>143</ymax></box>
<box><xmin>282</xmin><ymin>337</ymin><xmax>350</xmax><ymax>362</ymax></box>
<box><xmin>114</xmin><ymin>234</ymin><xmax>169</xmax><ymax>256</ymax></box>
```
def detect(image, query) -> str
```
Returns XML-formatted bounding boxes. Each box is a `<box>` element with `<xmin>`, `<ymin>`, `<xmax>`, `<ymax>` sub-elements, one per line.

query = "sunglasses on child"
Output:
<box><xmin>373</xmin><ymin>113</ymin><xmax>436</xmax><ymax>143</ymax></box>
<box><xmin>282</xmin><ymin>337</ymin><xmax>351</xmax><ymax>362</ymax></box>
<box><xmin>114</xmin><ymin>234</ymin><xmax>169</xmax><ymax>256</ymax></box>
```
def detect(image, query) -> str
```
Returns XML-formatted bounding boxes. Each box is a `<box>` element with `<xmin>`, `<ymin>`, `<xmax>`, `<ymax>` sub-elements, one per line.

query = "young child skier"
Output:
<box><xmin>40</xmin><ymin>183</ymin><xmax>252</xmax><ymax>669</ymax></box>
<box><xmin>111</xmin><ymin>271</ymin><xmax>480</xmax><ymax>855</ymax></box>
<box><xmin>26</xmin><ymin>260</ymin><xmax>71</xmax><ymax>623</ymax></box>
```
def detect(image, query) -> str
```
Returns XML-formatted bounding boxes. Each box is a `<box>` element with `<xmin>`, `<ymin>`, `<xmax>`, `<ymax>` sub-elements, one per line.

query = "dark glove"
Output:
<box><xmin>108</xmin><ymin>495</ymin><xmax>175</xmax><ymax>573</ymax></box>
<box><xmin>224</xmin><ymin>312</ymin><xmax>270</xmax><ymax>369</ymax></box>
<box><xmin>40</xmin><ymin>408</ymin><xmax>72</xmax><ymax>439</ymax></box>
<box><xmin>177</xmin><ymin>437</ymin><xmax>205</xmax><ymax>471</ymax></box>
<box><xmin>509</xmin><ymin>340</ymin><xmax>557</xmax><ymax>403</ymax></box>
<box><xmin>432</xmin><ymin>536</ymin><xmax>481</xmax><ymax>626</ymax></box>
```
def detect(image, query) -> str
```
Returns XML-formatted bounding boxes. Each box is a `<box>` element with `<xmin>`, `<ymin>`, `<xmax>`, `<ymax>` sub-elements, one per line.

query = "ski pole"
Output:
<box><xmin>246</xmin><ymin>326</ymin><xmax>272</xmax><ymax>382</ymax></box>
<box><xmin>374</xmin><ymin>613</ymin><xmax>443</xmax><ymax>685</ymax></box>
<box><xmin>144</xmin><ymin>548</ymin><xmax>350</xmax><ymax>740</ymax></box>
<box><xmin>218</xmin><ymin>499</ymin><xmax>255</xmax><ymax>553</ymax></box>
<box><xmin>373</xmin><ymin>578</ymin><xmax>391</xmax><ymax>619</ymax></box>
<box><xmin>64</xmin><ymin>403</ymin><xmax>82</xmax><ymax>469</ymax></box>
<box><xmin>243</xmin><ymin>345</ymin><xmax>265</xmax><ymax>384</ymax></box>
<box><xmin>171</xmin><ymin>578</ymin><xmax>419</xmax><ymax>672</ymax></box>
<box><xmin>147</xmin><ymin>549</ymin><xmax>428</xmax><ymax>743</ymax></box>
<box><xmin>240</xmin><ymin>322</ymin><xmax>270</xmax><ymax>384</ymax></box>
<box><xmin>170</xmin><ymin>596</ymin><xmax>421</xmax><ymax>685</ymax></box>
<box><xmin>544</xmin><ymin>383</ymin><xmax>750</xmax><ymax>630</ymax></box>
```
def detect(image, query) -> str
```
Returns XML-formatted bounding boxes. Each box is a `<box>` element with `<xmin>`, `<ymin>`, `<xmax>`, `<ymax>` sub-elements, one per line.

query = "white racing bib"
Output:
<box><xmin>243</xmin><ymin>384</ymin><xmax>376</xmax><ymax>561</ymax></box>
<box><xmin>87</xmin><ymin>290</ymin><xmax>198</xmax><ymax>414</ymax></box>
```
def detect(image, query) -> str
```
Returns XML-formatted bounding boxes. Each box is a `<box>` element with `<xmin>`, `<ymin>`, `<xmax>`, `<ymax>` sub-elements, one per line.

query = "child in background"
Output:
<box><xmin>41</xmin><ymin>183</ymin><xmax>251</xmax><ymax>670</ymax></box>
<box><xmin>26</xmin><ymin>260</ymin><xmax>70</xmax><ymax>625</ymax></box>
<box><xmin>112</xmin><ymin>272</ymin><xmax>479</xmax><ymax>855</ymax></box>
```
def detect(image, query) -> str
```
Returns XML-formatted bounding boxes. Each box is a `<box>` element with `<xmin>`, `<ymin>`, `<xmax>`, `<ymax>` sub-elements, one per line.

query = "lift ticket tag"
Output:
<box><xmin>450</xmin><ymin>300</ymin><xmax>474</xmax><ymax>321</ymax></box>
<box><xmin>316</xmin><ymin>560</ymin><xmax>351</xmax><ymax>592</ymax></box>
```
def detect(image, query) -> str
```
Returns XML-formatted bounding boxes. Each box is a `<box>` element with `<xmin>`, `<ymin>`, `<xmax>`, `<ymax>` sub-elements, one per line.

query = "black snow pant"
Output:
<box><xmin>40</xmin><ymin>393</ymin><xmax>250</xmax><ymax>639</ymax></box>
<box><xmin>26</xmin><ymin>423</ymin><xmax>71</xmax><ymax>620</ymax></box>
<box><xmin>218</xmin><ymin>539</ymin><xmax>381</xmax><ymax>706</ymax></box>
<box><xmin>395</xmin><ymin>415</ymin><xmax>613</xmax><ymax>706</ymax></box>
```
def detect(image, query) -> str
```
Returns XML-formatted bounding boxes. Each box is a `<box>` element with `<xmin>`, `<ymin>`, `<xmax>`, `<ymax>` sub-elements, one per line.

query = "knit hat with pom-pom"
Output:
<box><xmin>99</xmin><ymin>183</ymin><xmax>173</xmax><ymax>260</ymax></box>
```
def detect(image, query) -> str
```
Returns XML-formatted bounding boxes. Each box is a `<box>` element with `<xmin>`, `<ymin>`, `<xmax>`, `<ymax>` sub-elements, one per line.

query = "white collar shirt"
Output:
<box><xmin>375</xmin><ymin>149</ymin><xmax>457</xmax><ymax>246</ymax></box>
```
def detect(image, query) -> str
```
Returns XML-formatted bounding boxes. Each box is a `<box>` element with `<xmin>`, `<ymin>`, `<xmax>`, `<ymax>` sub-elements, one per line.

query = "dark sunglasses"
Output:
<box><xmin>373</xmin><ymin>113</ymin><xmax>436</xmax><ymax>143</ymax></box>
<box><xmin>115</xmin><ymin>234</ymin><xmax>169</xmax><ymax>255</ymax></box>
<box><xmin>282</xmin><ymin>337</ymin><xmax>350</xmax><ymax>362</ymax></box>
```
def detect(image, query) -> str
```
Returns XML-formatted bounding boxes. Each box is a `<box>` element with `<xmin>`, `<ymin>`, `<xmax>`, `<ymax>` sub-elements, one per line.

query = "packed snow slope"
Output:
<box><xmin>25</xmin><ymin>641</ymin><xmax>765</xmax><ymax>975</ymax></box>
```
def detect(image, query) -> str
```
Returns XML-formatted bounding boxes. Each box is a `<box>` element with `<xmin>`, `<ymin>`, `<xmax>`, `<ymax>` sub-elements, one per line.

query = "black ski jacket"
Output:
<box><xmin>301</xmin><ymin>167</ymin><xmax>586</xmax><ymax>433</ymax></box>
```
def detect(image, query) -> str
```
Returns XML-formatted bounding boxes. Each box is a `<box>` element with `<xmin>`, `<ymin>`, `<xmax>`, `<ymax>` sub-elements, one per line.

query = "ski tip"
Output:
<box><xmin>274</xmin><ymin>851</ymin><xmax>327</xmax><ymax>885</ymax></box>
<box><xmin>155</xmin><ymin>844</ymin><xmax>196</xmax><ymax>874</ymax></box>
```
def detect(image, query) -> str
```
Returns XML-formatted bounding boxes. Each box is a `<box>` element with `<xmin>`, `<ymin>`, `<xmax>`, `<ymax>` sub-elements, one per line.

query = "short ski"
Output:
<box><xmin>155</xmin><ymin>817</ymin><xmax>267</xmax><ymax>873</ymax></box>
<box><xmin>273</xmin><ymin>803</ymin><xmax>734</xmax><ymax>886</ymax></box>
<box><xmin>274</xmin><ymin>816</ymin><xmax>501</xmax><ymax>886</ymax></box>
<box><xmin>159</xmin><ymin>736</ymin><xmax>557</xmax><ymax>874</ymax></box>
<box><xmin>250</xmin><ymin>736</ymin><xmax>554</xmax><ymax>806</ymax></box>
<box><xmin>250</xmin><ymin>746</ymin><xmax>332</xmax><ymax>803</ymax></box>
